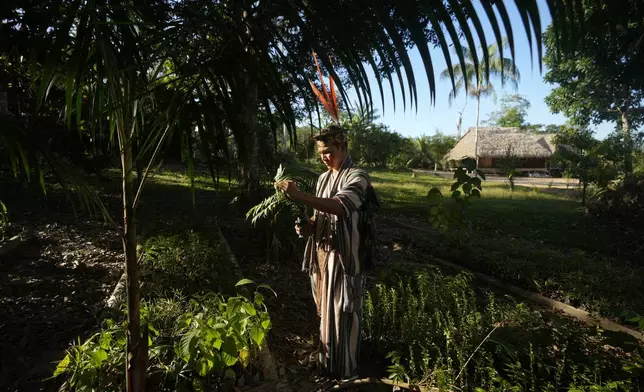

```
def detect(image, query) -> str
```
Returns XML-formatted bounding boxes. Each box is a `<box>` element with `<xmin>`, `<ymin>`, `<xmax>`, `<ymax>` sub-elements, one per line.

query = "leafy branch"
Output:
<box><xmin>427</xmin><ymin>158</ymin><xmax>485</xmax><ymax>233</ymax></box>
<box><xmin>246</xmin><ymin>164</ymin><xmax>317</xmax><ymax>226</ymax></box>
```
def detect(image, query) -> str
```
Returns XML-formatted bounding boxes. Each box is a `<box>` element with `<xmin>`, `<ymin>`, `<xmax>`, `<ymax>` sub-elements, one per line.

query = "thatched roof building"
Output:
<box><xmin>445</xmin><ymin>127</ymin><xmax>556</xmax><ymax>172</ymax></box>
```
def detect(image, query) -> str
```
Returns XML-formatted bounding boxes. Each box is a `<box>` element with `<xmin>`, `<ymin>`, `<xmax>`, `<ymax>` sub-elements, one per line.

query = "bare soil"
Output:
<box><xmin>0</xmin><ymin>215</ymin><xmax>122</xmax><ymax>391</ymax></box>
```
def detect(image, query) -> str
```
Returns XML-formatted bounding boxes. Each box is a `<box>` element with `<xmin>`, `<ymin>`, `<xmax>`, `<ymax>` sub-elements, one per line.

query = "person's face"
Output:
<box><xmin>317</xmin><ymin>141</ymin><xmax>345</xmax><ymax>170</ymax></box>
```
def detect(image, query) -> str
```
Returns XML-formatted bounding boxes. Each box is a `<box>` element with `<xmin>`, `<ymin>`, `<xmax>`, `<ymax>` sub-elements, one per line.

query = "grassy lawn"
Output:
<box><xmin>369</xmin><ymin>169</ymin><xmax>644</xmax><ymax>321</ymax></box>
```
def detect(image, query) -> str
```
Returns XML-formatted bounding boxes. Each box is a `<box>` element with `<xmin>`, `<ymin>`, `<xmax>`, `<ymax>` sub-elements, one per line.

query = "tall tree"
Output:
<box><xmin>426</xmin><ymin>132</ymin><xmax>458</xmax><ymax>172</ymax></box>
<box><xmin>553</xmin><ymin>125</ymin><xmax>620</xmax><ymax>204</ymax></box>
<box><xmin>441</xmin><ymin>39</ymin><xmax>520</xmax><ymax>165</ymax></box>
<box><xmin>485</xmin><ymin>94</ymin><xmax>531</xmax><ymax>128</ymax></box>
<box><xmin>544</xmin><ymin>0</ymin><xmax>644</xmax><ymax>174</ymax></box>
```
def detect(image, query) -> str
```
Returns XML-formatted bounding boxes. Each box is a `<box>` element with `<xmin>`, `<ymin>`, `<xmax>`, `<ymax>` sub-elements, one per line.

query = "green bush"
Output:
<box><xmin>586</xmin><ymin>175</ymin><xmax>644</xmax><ymax>227</ymax></box>
<box><xmin>53</xmin><ymin>284</ymin><xmax>273</xmax><ymax>392</ymax></box>
<box><xmin>363</xmin><ymin>265</ymin><xmax>643</xmax><ymax>391</ymax></box>
<box><xmin>140</xmin><ymin>231</ymin><xmax>237</xmax><ymax>297</ymax></box>
<box><xmin>53</xmin><ymin>231</ymin><xmax>275</xmax><ymax>391</ymax></box>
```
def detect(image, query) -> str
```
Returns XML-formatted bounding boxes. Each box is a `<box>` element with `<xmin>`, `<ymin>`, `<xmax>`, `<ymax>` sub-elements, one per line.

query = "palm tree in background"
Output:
<box><xmin>441</xmin><ymin>40</ymin><xmax>520</xmax><ymax>165</ymax></box>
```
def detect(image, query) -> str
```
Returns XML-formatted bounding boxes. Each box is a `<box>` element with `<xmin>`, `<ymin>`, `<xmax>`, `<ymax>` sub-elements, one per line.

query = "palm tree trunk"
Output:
<box><xmin>621</xmin><ymin>109</ymin><xmax>633</xmax><ymax>174</ymax></box>
<box><xmin>119</xmin><ymin>132</ymin><xmax>146</xmax><ymax>392</ymax></box>
<box><xmin>475</xmin><ymin>96</ymin><xmax>480</xmax><ymax>167</ymax></box>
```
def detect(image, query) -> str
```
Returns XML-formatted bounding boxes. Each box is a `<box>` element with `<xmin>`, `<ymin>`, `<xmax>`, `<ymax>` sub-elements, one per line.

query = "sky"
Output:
<box><xmin>343</xmin><ymin>0</ymin><xmax>614</xmax><ymax>140</ymax></box>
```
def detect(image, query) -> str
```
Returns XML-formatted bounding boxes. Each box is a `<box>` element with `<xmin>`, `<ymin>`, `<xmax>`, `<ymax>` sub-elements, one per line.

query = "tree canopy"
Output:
<box><xmin>544</xmin><ymin>0</ymin><xmax>644</xmax><ymax>173</ymax></box>
<box><xmin>485</xmin><ymin>94</ymin><xmax>531</xmax><ymax>128</ymax></box>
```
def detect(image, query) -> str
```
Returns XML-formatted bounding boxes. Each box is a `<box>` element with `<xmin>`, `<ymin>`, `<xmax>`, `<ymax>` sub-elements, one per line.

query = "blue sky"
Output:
<box><xmin>343</xmin><ymin>1</ymin><xmax>614</xmax><ymax>140</ymax></box>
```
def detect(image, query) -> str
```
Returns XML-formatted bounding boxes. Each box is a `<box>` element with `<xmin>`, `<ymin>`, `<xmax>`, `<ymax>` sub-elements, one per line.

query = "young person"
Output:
<box><xmin>276</xmin><ymin>124</ymin><xmax>377</xmax><ymax>380</ymax></box>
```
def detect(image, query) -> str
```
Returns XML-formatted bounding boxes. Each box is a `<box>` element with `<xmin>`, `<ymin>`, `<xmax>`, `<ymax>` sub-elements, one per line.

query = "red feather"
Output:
<box><xmin>329</xmin><ymin>75</ymin><xmax>338</xmax><ymax>122</ymax></box>
<box><xmin>310</xmin><ymin>52</ymin><xmax>340</xmax><ymax>124</ymax></box>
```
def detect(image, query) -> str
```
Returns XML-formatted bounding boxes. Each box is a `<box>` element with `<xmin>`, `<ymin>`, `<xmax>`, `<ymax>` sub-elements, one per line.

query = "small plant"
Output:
<box><xmin>140</xmin><ymin>231</ymin><xmax>236</xmax><ymax>296</ymax></box>
<box><xmin>365</xmin><ymin>265</ymin><xmax>644</xmax><ymax>391</ymax></box>
<box><xmin>427</xmin><ymin>158</ymin><xmax>485</xmax><ymax>233</ymax></box>
<box><xmin>53</xmin><ymin>280</ymin><xmax>275</xmax><ymax>391</ymax></box>
<box><xmin>386</xmin><ymin>351</ymin><xmax>410</xmax><ymax>386</ymax></box>
<box><xmin>508</xmin><ymin>171</ymin><xmax>516</xmax><ymax>191</ymax></box>
<box><xmin>0</xmin><ymin>200</ymin><xmax>8</xmax><ymax>241</ymax></box>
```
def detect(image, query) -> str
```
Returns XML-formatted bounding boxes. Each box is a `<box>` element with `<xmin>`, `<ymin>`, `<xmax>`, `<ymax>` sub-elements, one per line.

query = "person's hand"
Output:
<box><xmin>276</xmin><ymin>180</ymin><xmax>300</xmax><ymax>199</ymax></box>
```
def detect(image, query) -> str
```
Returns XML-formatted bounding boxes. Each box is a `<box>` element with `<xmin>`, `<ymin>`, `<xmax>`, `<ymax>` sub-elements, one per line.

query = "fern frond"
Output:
<box><xmin>246</xmin><ymin>164</ymin><xmax>319</xmax><ymax>226</ymax></box>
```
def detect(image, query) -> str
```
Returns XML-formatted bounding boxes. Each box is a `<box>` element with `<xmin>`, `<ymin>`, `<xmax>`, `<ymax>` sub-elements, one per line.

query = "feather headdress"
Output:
<box><xmin>309</xmin><ymin>52</ymin><xmax>340</xmax><ymax>124</ymax></box>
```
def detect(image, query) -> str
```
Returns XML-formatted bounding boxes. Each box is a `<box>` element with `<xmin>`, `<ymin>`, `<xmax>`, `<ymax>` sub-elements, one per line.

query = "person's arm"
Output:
<box><xmin>291</xmin><ymin>191</ymin><xmax>346</xmax><ymax>217</ymax></box>
<box><xmin>276</xmin><ymin>180</ymin><xmax>346</xmax><ymax>217</ymax></box>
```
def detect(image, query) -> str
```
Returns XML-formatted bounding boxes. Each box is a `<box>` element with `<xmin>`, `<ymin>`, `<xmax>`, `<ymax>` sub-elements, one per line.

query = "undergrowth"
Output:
<box><xmin>363</xmin><ymin>265</ymin><xmax>644</xmax><ymax>391</ymax></box>
<box><xmin>53</xmin><ymin>231</ymin><xmax>275</xmax><ymax>391</ymax></box>
<box><xmin>139</xmin><ymin>230</ymin><xmax>237</xmax><ymax>297</ymax></box>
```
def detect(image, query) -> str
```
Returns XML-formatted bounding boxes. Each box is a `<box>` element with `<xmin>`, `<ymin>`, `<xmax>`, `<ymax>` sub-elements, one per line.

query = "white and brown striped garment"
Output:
<box><xmin>303</xmin><ymin>156</ymin><xmax>371</xmax><ymax>379</ymax></box>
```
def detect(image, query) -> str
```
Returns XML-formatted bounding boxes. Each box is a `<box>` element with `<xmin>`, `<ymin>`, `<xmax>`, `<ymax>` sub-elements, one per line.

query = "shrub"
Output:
<box><xmin>140</xmin><ymin>231</ymin><xmax>237</xmax><ymax>297</ymax></box>
<box><xmin>53</xmin><ymin>231</ymin><xmax>275</xmax><ymax>391</ymax></box>
<box><xmin>53</xmin><ymin>285</ymin><xmax>273</xmax><ymax>392</ymax></box>
<box><xmin>586</xmin><ymin>175</ymin><xmax>644</xmax><ymax>227</ymax></box>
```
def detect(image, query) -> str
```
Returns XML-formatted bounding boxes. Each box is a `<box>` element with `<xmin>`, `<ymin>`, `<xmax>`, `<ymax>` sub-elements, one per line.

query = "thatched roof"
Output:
<box><xmin>444</xmin><ymin>127</ymin><xmax>555</xmax><ymax>161</ymax></box>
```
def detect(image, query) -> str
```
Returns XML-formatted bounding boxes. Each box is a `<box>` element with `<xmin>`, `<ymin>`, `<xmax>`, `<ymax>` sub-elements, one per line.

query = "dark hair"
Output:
<box><xmin>313</xmin><ymin>125</ymin><xmax>347</xmax><ymax>148</ymax></box>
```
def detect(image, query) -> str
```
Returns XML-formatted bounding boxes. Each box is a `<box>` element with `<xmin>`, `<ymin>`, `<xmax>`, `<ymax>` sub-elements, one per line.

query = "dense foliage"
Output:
<box><xmin>543</xmin><ymin>0</ymin><xmax>644</xmax><ymax>173</ymax></box>
<box><xmin>484</xmin><ymin>94</ymin><xmax>531</xmax><ymax>128</ymax></box>
<box><xmin>553</xmin><ymin>125</ymin><xmax>623</xmax><ymax>204</ymax></box>
<box><xmin>364</xmin><ymin>265</ymin><xmax>644</xmax><ymax>391</ymax></box>
<box><xmin>587</xmin><ymin>175</ymin><xmax>644</xmax><ymax>227</ymax></box>
<box><xmin>53</xmin><ymin>231</ymin><xmax>274</xmax><ymax>391</ymax></box>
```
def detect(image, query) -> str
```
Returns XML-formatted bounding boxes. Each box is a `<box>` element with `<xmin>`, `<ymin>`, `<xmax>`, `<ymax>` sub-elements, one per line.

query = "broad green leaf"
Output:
<box><xmin>242</xmin><ymin>302</ymin><xmax>256</xmax><ymax>316</ymax></box>
<box><xmin>53</xmin><ymin>355</ymin><xmax>70</xmax><ymax>377</ymax></box>
<box><xmin>196</xmin><ymin>358</ymin><xmax>213</xmax><ymax>377</ymax></box>
<box><xmin>451</xmin><ymin>190</ymin><xmax>462</xmax><ymax>199</ymax></box>
<box><xmin>473</xmin><ymin>177</ymin><xmax>482</xmax><ymax>190</ymax></box>
<box><xmin>90</xmin><ymin>348</ymin><xmax>108</xmax><ymax>367</ymax></box>
<box><xmin>462</xmin><ymin>158</ymin><xmax>477</xmax><ymax>172</ymax></box>
<box><xmin>254</xmin><ymin>293</ymin><xmax>265</xmax><ymax>306</ymax></box>
<box><xmin>180</xmin><ymin>329</ymin><xmax>199</xmax><ymax>361</ymax></box>
<box><xmin>251</xmin><ymin>325</ymin><xmax>266</xmax><ymax>347</ymax></box>
<box><xmin>471</xmin><ymin>189</ymin><xmax>481</xmax><ymax>198</ymax></box>
<box><xmin>450</xmin><ymin>182</ymin><xmax>459</xmax><ymax>192</ymax></box>
<box><xmin>240</xmin><ymin>348</ymin><xmax>250</xmax><ymax>368</ymax></box>
<box><xmin>221</xmin><ymin>337</ymin><xmax>238</xmax><ymax>367</ymax></box>
<box><xmin>261</xmin><ymin>316</ymin><xmax>272</xmax><ymax>330</ymax></box>
<box><xmin>257</xmin><ymin>283</ymin><xmax>277</xmax><ymax>297</ymax></box>
<box><xmin>99</xmin><ymin>332</ymin><xmax>112</xmax><ymax>350</ymax></box>
<box><xmin>213</xmin><ymin>338</ymin><xmax>223</xmax><ymax>350</ymax></box>
<box><xmin>463</xmin><ymin>183</ymin><xmax>472</xmax><ymax>194</ymax></box>
<box><xmin>235</xmin><ymin>279</ymin><xmax>255</xmax><ymax>287</ymax></box>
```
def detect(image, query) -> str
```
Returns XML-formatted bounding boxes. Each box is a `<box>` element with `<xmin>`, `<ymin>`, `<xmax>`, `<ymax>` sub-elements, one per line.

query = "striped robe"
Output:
<box><xmin>303</xmin><ymin>157</ymin><xmax>371</xmax><ymax>379</ymax></box>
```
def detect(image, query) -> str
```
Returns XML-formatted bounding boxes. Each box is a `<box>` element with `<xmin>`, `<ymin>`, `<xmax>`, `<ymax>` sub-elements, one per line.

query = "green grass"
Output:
<box><xmin>369</xmin><ymin>169</ymin><xmax>644</xmax><ymax>320</ymax></box>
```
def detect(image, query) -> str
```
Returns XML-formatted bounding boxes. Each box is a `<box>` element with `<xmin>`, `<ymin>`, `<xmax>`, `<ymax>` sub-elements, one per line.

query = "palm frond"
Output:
<box><xmin>247</xmin><ymin>164</ymin><xmax>318</xmax><ymax>226</ymax></box>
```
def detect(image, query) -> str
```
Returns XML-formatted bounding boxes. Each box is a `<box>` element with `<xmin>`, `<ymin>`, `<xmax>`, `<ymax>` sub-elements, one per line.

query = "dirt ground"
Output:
<box><xmin>0</xmin><ymin>213</ymin><xmax>122</xmax><ymax>391</ymax></box>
